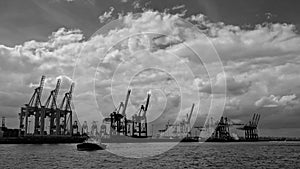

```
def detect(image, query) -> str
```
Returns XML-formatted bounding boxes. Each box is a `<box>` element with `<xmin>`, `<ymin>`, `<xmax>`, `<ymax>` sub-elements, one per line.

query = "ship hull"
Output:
<box><xmin>0</xmin><ymin>135</ymin><xmax>88</xmax><ymax>144</ymax></box>
<box><xmin>77</xmin><ymin>142</ymin><xmax>106</xmax><ymax>151</ymax></box>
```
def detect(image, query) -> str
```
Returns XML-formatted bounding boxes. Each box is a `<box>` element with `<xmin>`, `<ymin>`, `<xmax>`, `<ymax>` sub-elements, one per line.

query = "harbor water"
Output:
<box><xmin>0</xmin><ymin>142</ymin><xmax>299</xmax><ymax>168</ymax></box>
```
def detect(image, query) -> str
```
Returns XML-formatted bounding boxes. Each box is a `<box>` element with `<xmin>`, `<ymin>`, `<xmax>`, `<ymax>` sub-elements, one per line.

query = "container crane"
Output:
<box><xmin>237</xmin><ymin>113</ymin><xmax>261</xmax><ymax>140</ymax></box>
<box><xmin>20</xmin><ymin>75</ymin><xmax>46</xmax><ymax>135</ymax></box>
<box><xmin>58</xmin><ymin>83</ymin><xmax>74</xmax><ymax>135</ymax></box>
<box><xmin>132</xmin><ymin>91</ymin><xmax>151</xmax><ymax>137</ymax></box>
<box><xmin>44</xmin><ymin>79</ymin><xmax>61</xmax><ymax>135</ymax></box>
<box><xmin>108</xmin><ymin>89</ymin><xmax>131</xmax><ymax>136</ymax></box>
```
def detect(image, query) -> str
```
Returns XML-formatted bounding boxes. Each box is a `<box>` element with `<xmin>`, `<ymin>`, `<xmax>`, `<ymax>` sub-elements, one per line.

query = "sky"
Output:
<box><xmin>0</xmin><ymin>0</ymin><xmax>300</xmax><ymax>137</ymax></box>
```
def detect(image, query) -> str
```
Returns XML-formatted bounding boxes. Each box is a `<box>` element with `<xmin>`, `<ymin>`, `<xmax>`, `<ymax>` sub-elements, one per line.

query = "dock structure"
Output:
<box><xmin>19</xmin><ymin>76</ymin><xmax>77</xmax><ymax>136</ymax></box>
<box><xmin>69</xmin><ymin>91</ymin><xmax>262</xmax><ymax>143</ymax></box>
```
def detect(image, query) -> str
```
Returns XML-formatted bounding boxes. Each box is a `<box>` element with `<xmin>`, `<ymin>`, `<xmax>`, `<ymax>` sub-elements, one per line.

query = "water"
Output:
<box><xmin>0</xmin><ymin>142</ymin><xmax>299</xmax><ymax>169</ymax></box>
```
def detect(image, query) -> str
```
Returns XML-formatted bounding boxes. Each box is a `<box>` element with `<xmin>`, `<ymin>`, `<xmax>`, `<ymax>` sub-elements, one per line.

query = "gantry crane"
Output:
<box><xmin>59</xmin><ymin>82</ymin><xmax>74</xmax><ymax>135</ymax></box>
<box><xmin>108</xmin><ymin>89</ymin><xmax>131</xmax><ymax>136</ymax></box>
<box><xmin>44</xmin><ymin>78</ymin><xmax>61</xmax><ymax>135</ymax></box>
<box><xmin>237</xmin><ymin>113</ymin><xmax>261</xmax><ymax>140</ymax></box>
<box><xmin>19</xmin><ymin>76</ymin><xmax>76</xmax><ymax>136</ymax></box>
<box><xmin>20</xmin><ymin>75</ymin><xmax>46</xmax><ymax>135</ymax></box>
<box><xmin>132</xmin><ymin>91</ymin><xmax>151</xmax><ymax>138</ymax></box>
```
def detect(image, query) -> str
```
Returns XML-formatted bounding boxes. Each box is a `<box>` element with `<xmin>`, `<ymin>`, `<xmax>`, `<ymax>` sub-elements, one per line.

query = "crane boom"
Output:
<box><xmin>138</xmin><ymin>105</ymin><xmax>143</xmax><ymax>116</ymax></box>
<box><xmin>53</xmin><ymin>79</ymin><xmax>61</xmax><ymax>101</ymax></box>
<box><xmin>38</xmin><ymin>75</ymin><xmax>46</xmax><ymax>98</ymax></box>
<box><xmin>187</xmin><ymin>103</ymin><xmax>195</xmax><ymax>123</ymax></box>
<box><xmin>51</xmin><ymin>79</ymin><xmax>61</xmax><ymax>109</ymax></box>
<box><xmin>117</xmin><ymin>102</ymin><xmax>124</xmax><ymax>114</ymax></box>
<box><xmin>122</xmin><ymin>89</ymin><xmax>131</xmax><ymax>116</ymax></box>
<box><xmin>144</xmin><ymin>92</ymin><xmax>151</xmax><ymax>112</ymax></box>
<box><xmin>66</xmin><ymin>82</ymin><xmax>74</xmax><ymax>110</ymax></box>
<box><xmin>34</xmin><ymin>75</ymin><xmax>46</xmax><ymax>107</ymax></box>
<box><xmin>251</xmin><ymin>114</ymin><xmax>256</xmax><ymax>126</ymax></box>
<box><xmin>59</xmin><ymin>82</ymin><xmax>74</xmax><ymax>110</ymax></box>
<box><xmin>68</xmin><ymin>83</ymin><xmax>74</xmax><ymax>102</ymax></box>
<box><xmin>255</xmin><ymin>114</ymin><xmax>260</xmax><ymax>126</ymax></box>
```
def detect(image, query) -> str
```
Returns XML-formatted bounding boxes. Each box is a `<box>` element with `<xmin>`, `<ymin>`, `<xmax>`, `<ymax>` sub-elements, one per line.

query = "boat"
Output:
<box><xmin>77</xmin><ymin>136</ymin><xmax>107</xmax><ymax>151</ymax></box>
<box><xmin>77</xmin><ymin>140</ymin><xmax>107</xmax><ymax>151</ymax></box>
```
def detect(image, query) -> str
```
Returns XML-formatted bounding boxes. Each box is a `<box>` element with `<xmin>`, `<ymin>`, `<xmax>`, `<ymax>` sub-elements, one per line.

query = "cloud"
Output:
<box><xmin>0</xmin><ymin>9</ymin><xmax>300</xmax><ymax>135</ymax></box>
<box><xmin>171</xmin><ymin>5</ymin><xmax>185</xmax><ymax>11</ymax></box>
<box><xmin>99</xmin><ymin>7</ymin><xmax>115</xmax><ymax>23</ymax></box>
<box><xmin>0</xmin><ymin>27</ymin><xmax>84</xmax><ymax>125</ymax></box>
<box><xmin>132</xmin><ymin>0</ymin><xmax>141</xmax><ymax>9</ymax></box>
<box><xmin>255</xmin><ymin>94</ymin><xmax>298</xmax><ymax>107</ymax></box>
<box><xmin>198</xmin><ymin>74</ymin><xmax>251</xmax><ymax>96</ymax></box>
<box><xmin>56</xmin><ymin>75</ymin><xmax>73</xmax><ymax>90</ymax></box>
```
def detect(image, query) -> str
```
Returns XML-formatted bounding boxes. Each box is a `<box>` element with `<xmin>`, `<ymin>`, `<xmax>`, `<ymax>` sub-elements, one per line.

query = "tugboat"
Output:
<box><xmin>77</xmin><ymin>138</ymin><xmax>107</xmax><ymax>151</ymax></box>
<box><xmin>77</xmin><ymin>142</ymin><xmax>107</xmax><ymax>151</ymax></box>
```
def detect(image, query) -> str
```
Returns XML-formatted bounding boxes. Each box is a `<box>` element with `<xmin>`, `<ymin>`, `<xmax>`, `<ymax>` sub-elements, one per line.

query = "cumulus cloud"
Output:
<box><xmin>132</xmin><ymin>0</ymin><xmax>141</xmax><ymax>9</ymax></box>
<box><xmin>99</xmin><ymin>7</ymin><xmax>115</xmax><ymax>23</ymax></box>
<box><xmin>198</xmin><ymin>74</ymin><xmax>251</xmax><ymax>96</ymax></box>
<box><xmin>255</xmin><ymin>94</ymin><xmax>298</xmax><ymax>107</ymax></box>
<box><xmin>0</xmin><ymin>27</ymin><xmax>84</xmax><ymax>126</ymax></box>
<box><xmin>171</xmin><ymin>5</ymin><xmax>185</xmax><ymax>11</ymax></box>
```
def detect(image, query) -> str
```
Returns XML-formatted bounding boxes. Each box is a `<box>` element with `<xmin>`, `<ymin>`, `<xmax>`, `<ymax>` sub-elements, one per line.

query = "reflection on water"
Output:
<box><xmin>0</xmin><ymin>142</ymin><xmax>299</xmax><ymax>168</ymax></box>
